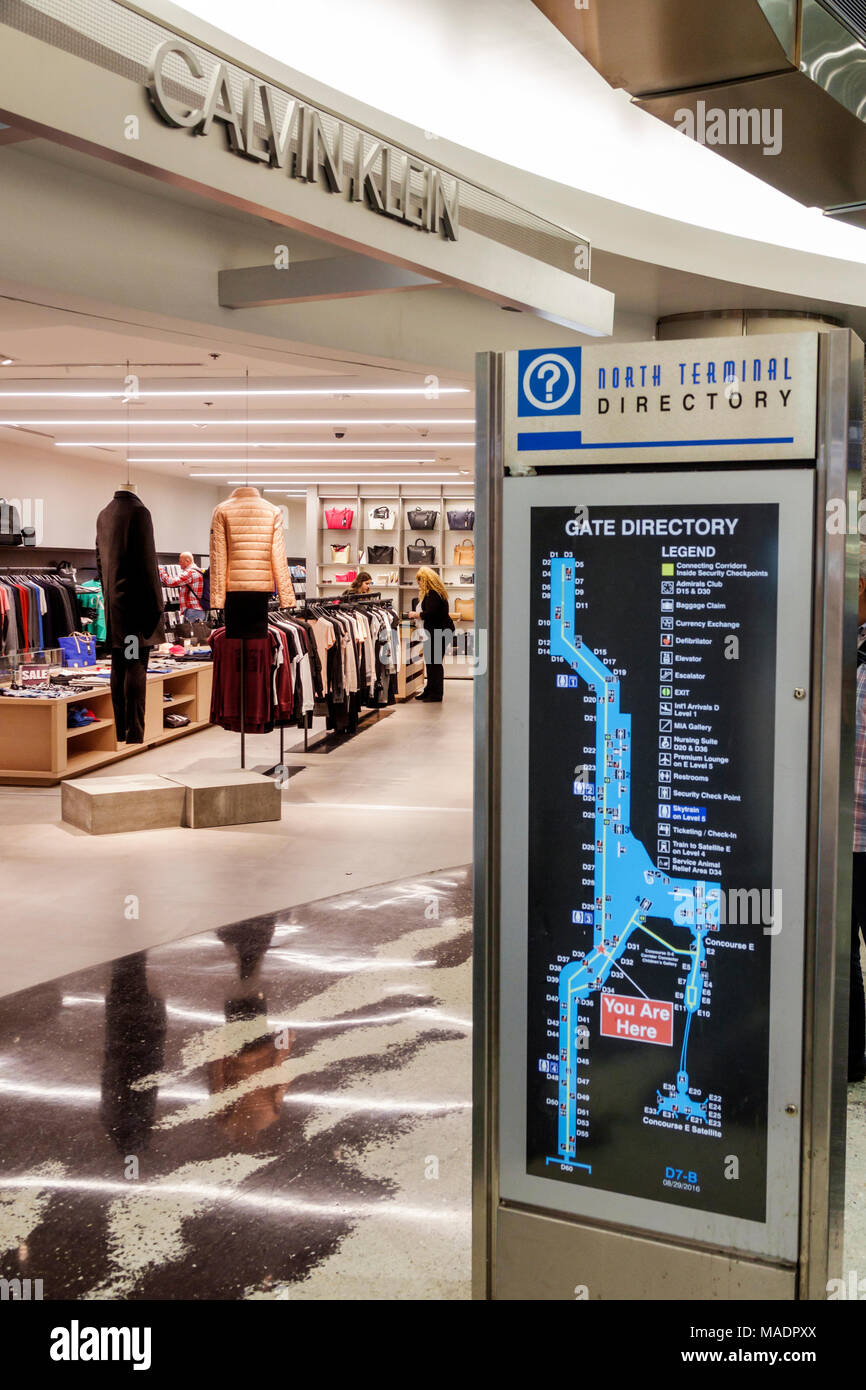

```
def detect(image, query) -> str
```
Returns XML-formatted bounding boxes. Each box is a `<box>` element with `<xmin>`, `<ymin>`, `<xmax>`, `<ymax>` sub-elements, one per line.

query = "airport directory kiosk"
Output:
<box><xmin>473</xmin><ymin>329</ymin><xmax>862</xmax><ymax>1300</ymax></box>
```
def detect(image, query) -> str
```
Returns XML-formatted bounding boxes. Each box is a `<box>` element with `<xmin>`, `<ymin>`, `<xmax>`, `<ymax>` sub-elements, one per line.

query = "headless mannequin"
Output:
<box><xmin>95</xmin><ymin>482</ymin><xmax>162</xmax><ymax>743</ymax></box>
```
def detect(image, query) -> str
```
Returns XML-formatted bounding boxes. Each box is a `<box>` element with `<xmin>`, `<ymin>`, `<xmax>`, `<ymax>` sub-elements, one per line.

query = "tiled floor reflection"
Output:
<box><xmin>0</xmin><ymin>868</ymin><xmax>472</xmax><ymax>1301</ymax></box>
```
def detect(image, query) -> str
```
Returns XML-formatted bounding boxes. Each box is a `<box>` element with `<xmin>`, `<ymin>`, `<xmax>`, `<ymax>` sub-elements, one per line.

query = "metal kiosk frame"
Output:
<box><xmin>473</xmin><ymin>328</ymin><xmax>863</xmax><ymax>1301</ymax></box>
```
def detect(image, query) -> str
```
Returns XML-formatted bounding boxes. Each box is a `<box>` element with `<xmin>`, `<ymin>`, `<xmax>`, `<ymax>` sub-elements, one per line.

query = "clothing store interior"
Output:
<box><xmin>0</xmin><ymin>109</ymin><xmax>508</xmax><ymax>1296</ymax></box>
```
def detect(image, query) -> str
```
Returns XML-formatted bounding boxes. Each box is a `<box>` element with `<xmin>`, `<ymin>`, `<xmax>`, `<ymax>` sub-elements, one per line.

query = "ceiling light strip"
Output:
<box><xmin>10</xmin><ymin>417</ymin><xmax>474</xmax><ymax>427</ymax></box>
<box><xmin>0</xmin><ymin>387</ymin><xmax>471</xmax><ymax>399</ymax></box>
<box><xmin>55</xmin><ymin>441</ymin><xmax>474</xmax><ymax>449</ymax></box>
<box><xmin>197</xmin><ymin>475</ymin><xmax>465</xmax><ymax>482</ymax></box>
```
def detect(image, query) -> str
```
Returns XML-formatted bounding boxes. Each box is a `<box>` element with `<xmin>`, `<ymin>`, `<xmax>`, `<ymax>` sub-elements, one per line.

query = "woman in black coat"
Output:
<box><xmin>414</xmin><ymin>566</ymin><xmax>454</xmax><ymax>702</ymax></box>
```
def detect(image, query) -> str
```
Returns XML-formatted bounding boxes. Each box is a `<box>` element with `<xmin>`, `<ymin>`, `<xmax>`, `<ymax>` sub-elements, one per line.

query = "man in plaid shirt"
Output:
<box><xmin>851</xmin><ymin>546</ymin><xmax>866</xmax><ymax>1082</ymax></box>
<box><xmin>160</xmin><ymin>551</ymin><xmax>205</xmax><ymax>621</ymax></box>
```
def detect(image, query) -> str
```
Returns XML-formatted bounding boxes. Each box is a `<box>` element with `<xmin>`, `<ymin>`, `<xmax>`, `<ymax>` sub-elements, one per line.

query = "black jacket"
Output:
<box><xmin>96</xmin><ymin>491</ymin><xmax>164</xmax><ymax>648</ymax></box>
<box><xmin>419</xmin><ymin>589</ymin><xmax>454</xmax><ymax>639</ymax></box>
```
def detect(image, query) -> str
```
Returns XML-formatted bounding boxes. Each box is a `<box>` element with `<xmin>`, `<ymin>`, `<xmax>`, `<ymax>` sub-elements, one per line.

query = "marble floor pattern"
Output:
<box><xmin>0</xmin><ymin>867</ymin><xmax>472</xmax><ymax>1301</ymax></box>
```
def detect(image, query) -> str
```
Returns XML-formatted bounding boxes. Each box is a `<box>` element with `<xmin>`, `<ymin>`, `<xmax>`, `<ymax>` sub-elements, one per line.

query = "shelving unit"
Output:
<box><xmin>0</xmin><ymin>661</ymin><xmax>214</xmax><ymax>786</ymax></box>
<box><xmin>306</xmin><ymin>483</ymin><xmax>476</xmax><ymax>680</ymax></box>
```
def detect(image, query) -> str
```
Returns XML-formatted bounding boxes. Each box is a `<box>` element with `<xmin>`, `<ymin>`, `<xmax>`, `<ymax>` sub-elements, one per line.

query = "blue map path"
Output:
<box><xmin>547</xmin><ymin>557</ymin><xmax>722</xmax><ymax>1165</ymax></box>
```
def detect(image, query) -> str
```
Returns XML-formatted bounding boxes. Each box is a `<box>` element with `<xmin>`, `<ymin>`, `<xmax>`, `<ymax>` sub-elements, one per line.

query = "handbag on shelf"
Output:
<box><xmin>447</xmin><ymin>508</ymin><xmax>475</xmax><ymax>530</ymax></box>
<box><xmin>453</xmin><ymin>539</ymin><xmax>475</xmax><ymax>566</ymax></box>
<box><xmin>454</xmin><ymin>597</ymin><xmax>475</xmax><ymax>622</ymax></box>
<box><xmin>330</xmin><ymin>543</ymin><xmax>351</xmax><ymax>563</ymax></box>
<box><xmin>58</xmin><ymin>633</ymin><xmax>97</xmax><ymax>667</ymax></box>
<box><xmin>334</xmin><ymin>571</ymin><xmax>358</xmax><ymax>584</ymax></box>
<box><xmin>0</xmin><ymin>498</ymin><xmax>25</xmax><ymax>547</ymax></box>
<box><xmin>407</xmin><ymin>508</ymin><xmax>438</xmax><ymax>530</ymax></box>
<box><xmin>325</xmin><ymin>507</ymin><xmax>354</xmax><ymax>530</ymax></box>
<box><xmin>407</xmin><ymin>539</ymin><xmax>436</xmax><ymax>565</ymax></box>
<box><xmin>362</xmin><ymin>544</ymin><xmax>394</xmax><ymax>564</ymax></box>
<box><xmin>367</xmin><ymin>505</ymin><xmax>396</xmax><ymax>531</ymax></box>
<box><xmin>459</xmin><ymin>572</ymin><xmax>475</xmax><ymax>584</ymax></box>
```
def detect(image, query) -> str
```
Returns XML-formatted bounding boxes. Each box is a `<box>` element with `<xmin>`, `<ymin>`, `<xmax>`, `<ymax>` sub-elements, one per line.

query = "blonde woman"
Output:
<box><xmin>413</xmin><ymin>566</ymin><xmax>454</xmax><ymax>702</ymax></box>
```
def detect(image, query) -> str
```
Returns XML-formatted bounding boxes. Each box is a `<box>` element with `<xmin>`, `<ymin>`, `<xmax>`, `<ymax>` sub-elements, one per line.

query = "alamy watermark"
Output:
<box><xmin>674</xmin><ymin>101</ymin><xmax>782</xmax><ymax>157</ymax></box>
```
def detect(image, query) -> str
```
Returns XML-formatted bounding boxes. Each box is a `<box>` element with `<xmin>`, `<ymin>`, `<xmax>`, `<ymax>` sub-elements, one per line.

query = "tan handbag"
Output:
<box><xmin>454</xmin><ymin>597</ymin><xmax>475</xmax><ymax>622</ymax></box>
<box><xmin>453</xmin><ymin>539</ymin><xmax>475</xmax><ymax>566</ymax></box>
<box><xmin>330</xmin><ymin>543</ymin><xmax>351</xmax><ymax>563</ymax></box>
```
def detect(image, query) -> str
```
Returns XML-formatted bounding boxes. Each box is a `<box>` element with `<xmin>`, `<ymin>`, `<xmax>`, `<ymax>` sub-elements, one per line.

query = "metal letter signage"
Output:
<box><xmin>145</xmin><ymin>40</ymin><xmax>459</xmax><ymax>241</ymax></box>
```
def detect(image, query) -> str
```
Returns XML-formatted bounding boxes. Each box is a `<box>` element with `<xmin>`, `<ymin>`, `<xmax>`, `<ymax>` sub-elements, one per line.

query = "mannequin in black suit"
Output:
<box><xmin>96</xmin><ymin>486</ymin><xmax>163</xmax><ymax>743</ymax></box>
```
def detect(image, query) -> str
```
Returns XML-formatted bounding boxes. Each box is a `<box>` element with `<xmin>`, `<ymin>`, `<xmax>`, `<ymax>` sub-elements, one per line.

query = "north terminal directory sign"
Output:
<box><xmin>473</xmin><ymin>331</ymin><xmax>861</xmax><ymax>1302</ymax></box>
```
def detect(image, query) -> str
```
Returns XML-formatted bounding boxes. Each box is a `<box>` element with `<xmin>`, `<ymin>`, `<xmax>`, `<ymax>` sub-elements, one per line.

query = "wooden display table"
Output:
<box><xmin>0</xmin><ymin>661</ymin><xmax>214</xmax><ymax>786</ymax></box>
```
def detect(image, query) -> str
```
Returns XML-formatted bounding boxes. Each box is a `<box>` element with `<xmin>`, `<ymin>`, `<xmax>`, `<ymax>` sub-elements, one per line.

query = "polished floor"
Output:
<box><xmin>0</xmin><ymin>867</ymin><xmax>472</xmax><ymax>1300</ymax></box>
<box><xmin>0</xmin><ymin>683</ymin><xmax>473</xmax><ymax>995</ymax></box>
<box><xmin>1</xmin><ymin>674</ymin><xmax>865</xmax><ymax>1299</ymax></box>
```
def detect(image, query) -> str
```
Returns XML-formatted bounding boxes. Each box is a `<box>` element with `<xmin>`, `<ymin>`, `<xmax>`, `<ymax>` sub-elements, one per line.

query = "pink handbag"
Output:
<box><xmin>325</xmin><ymin>507</ymin><xmax>354</xmax><ymax>530</ymax></box>
<box><xmin>334</xmin><ymin>571</ymin><xmax>357</xmax><ymax>584</ymax></box>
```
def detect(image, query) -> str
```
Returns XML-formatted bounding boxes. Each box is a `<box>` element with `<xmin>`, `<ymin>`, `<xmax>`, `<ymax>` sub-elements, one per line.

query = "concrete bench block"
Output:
<box><xmin>165</xmin><ymin>770</ymin><xmax>281</xmax><ymax>828</ymax></box>
<box><xmin>61</xmin><ymin>774</ymin><xmax>186</xmax><ymax>834</ymax></box>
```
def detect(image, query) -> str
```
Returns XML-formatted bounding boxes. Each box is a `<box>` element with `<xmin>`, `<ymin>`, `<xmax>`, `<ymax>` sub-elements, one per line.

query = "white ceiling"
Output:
<box><xmin>0</xmin><ymin>294</ymin><xmax>475</xmax><ymax>490</ymax></box>
<box><xmin>182</xmin><ymin>0</ymin><xmax>866</xmax><ymax>265</ymax></box>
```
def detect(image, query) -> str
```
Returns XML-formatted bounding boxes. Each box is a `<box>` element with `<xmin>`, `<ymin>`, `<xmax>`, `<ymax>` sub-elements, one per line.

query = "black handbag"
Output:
<box><xmin>364</xmin><ymin>544</ymin><xmax>394</xmax><ymax>564</ymax></box>
<box><xmin>0</xmin><ymin>498</ymin><xmax>34</xmax><ymax>547</ymax></box>
<box><xmin>447</xmin><ymin>508</ymin><xmax>475</xmax><ymax>530</ymax></box>
<box><xmin>407</xmin><ymin>540</ymin><xmax>436</xmax><ymax>565</ymax></box>
<box><xmin>407</xmin><ymin>508</ymin><xmax>438</xmax><ymax>530</ymax></box>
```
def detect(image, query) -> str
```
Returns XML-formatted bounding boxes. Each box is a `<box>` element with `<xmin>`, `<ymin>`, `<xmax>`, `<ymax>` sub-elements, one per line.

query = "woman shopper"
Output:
<box><xmin>342</xmin><ymin>570</ymin><xmax>372</xmax><ymax>597</ymax></box>
<box><xmin>414</xmin><ymin>566</ymin><xmax>454</xmax><ymax>702</ymax></box>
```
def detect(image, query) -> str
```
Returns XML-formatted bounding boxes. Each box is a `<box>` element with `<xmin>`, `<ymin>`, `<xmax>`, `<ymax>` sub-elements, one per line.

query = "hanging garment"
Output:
<box><xmin>0</xmin><ymin>570</ymin><xmax>81</xmax><ymax>655</ymax></box>
<box><xmin>209</xmin><ymin>627</ymin><xmax>294</xmax><ymax>734</ymax></box>
<box><xmin>77</xmin><ymin>579</ymin><xmax>107</xmax><ymax>642</ymax></box>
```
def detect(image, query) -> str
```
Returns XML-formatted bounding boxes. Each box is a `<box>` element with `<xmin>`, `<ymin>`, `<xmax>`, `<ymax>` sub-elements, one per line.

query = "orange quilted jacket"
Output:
<box><xmin>209</xmin><ymin>486</ymin><xmax>295</xmax><ymax>609</ymax></box>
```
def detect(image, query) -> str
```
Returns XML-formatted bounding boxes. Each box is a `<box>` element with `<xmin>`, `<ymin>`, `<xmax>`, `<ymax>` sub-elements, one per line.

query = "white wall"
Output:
<box><xmin>283</xmin><ymin>499</ymin><xmax>306</xmax><ymax>559</ymax></box>
<box><xmin>0</xmin><ymin>441</ymin><xmax>223</xmax><ymax>553</ymax></box>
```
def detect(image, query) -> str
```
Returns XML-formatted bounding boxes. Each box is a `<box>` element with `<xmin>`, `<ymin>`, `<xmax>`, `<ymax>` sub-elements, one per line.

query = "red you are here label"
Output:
<box><xmin>599</xmin><ymin>992</ymin><xmax>673</xmax><ymax>1046</ymax></box>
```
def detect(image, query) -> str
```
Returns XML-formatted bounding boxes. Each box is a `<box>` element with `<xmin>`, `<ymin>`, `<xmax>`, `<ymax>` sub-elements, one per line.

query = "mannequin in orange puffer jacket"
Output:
<box><xmin>209</xmin><ymin>486</ymin><xmax>295</xmax><ymax>610</ymax></box>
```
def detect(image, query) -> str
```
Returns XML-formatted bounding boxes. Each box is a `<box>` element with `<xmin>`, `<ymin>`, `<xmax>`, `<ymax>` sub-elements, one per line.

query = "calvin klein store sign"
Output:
<box><xmin>146</xmin><ymin>40</ymin><xmax>459</xmax><ymax>241</ymax></box>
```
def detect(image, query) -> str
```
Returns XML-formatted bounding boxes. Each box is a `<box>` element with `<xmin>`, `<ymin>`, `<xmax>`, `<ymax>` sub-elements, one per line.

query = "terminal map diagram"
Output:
<box><xmin>525</xmin><ymin>503</ymin><xmax>779</xmax><ymax>1220</ymax></box>
<box><xmin>548</xmin><ymin>556</ymin><xmax>721</xmax><ymax>1165</ymax></box>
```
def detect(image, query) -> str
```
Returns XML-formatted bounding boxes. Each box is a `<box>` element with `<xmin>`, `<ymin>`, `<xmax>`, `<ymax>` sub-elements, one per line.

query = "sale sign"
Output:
<box><xmin>19</xmin><ymin>665</ymin><xmax>51</xmax><ymax>687</ymax></box>
<box><xmin>599</xmin><ymin>992</ymin><xmax>673</xmax><ymax>1046</ymax></box>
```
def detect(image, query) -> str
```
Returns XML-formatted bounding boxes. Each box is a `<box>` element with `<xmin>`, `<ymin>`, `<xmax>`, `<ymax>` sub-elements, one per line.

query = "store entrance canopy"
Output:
<box><xmin>0</xmin><ymin>0</ymin><xmax>613</xmax><ymax>337</ymax></box>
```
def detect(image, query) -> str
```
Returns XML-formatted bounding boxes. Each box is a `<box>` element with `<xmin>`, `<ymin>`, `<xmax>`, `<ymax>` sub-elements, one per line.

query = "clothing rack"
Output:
<box><xmin>294</xmin><ymin>593</ymin><xmax>396</xmax><ymax>754</ymax></box>
<box><xmin>0</xmin><ymin>562</ymin><xmax>71</xmax><ymax>572</ymax></box>
<box><xmin>0</xmin><ymin>563</ymin><xmax>84</xmax><ymax>671</ymax></box>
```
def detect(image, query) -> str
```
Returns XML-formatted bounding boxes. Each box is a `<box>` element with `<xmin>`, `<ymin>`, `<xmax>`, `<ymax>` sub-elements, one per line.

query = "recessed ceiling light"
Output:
<box><xmin>0</xmin><ymin>357</ymin><xmax>14</xmax><ymax>366</ymax></box>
